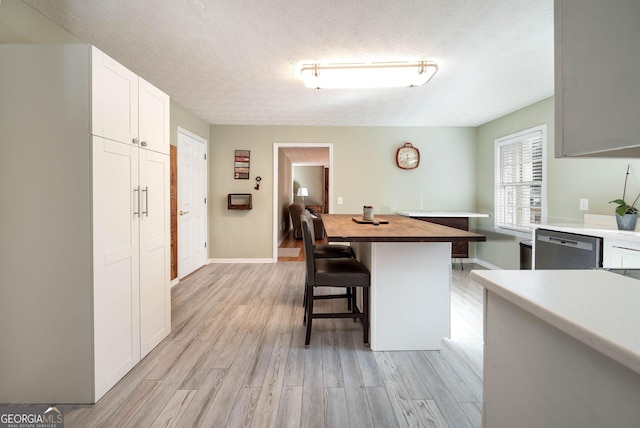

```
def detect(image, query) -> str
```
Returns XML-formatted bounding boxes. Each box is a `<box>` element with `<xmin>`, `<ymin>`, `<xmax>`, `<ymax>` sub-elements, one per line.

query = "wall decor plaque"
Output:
<box><xmin>234</xmin><ymin>150</ymin><xmax>250</xmax><ymax>179</ymax></box>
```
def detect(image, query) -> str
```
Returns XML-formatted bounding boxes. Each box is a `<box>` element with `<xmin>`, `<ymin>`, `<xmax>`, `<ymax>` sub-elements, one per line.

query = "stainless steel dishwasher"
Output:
<box><xmin>534</xmin><ymin>228</ymin><xmax>603</xmax><ymax>269</ymax></box>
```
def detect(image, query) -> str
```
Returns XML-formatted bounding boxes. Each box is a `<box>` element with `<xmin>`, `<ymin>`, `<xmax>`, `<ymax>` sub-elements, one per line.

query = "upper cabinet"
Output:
<box><xmin>91</xmin><ymin>47</ymin><xmax>169</xmax><ymax>155</ymax></box>
<box><xmin>554</xmin><ymin>0</ymin><xmax>640</xmax><ymax>157</ymax></box>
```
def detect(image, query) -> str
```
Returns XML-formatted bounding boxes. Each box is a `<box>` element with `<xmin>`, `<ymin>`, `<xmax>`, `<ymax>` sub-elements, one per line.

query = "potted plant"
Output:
<box><xmin>610</xmin><ymin>165</ymin><xmax>640</xmax><ymax>230</ymax></box>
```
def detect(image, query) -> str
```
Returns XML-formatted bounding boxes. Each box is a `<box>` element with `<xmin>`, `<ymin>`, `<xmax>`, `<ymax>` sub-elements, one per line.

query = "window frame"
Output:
<box><xmin>494</xmin><ymin>124</ymin><xmax>547</xmax><ymax>238</ymax></box>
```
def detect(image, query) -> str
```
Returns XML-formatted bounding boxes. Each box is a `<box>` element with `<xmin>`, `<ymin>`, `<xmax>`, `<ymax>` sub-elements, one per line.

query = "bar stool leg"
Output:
<box><xmin>305</xmin><ymin>284</ymin><xmax>314</xmax><ymax>346</ymax></box>
<box><xmin>363</xmin><ymin>287</ymin><xmax>370</xmax><ymax>345</ymax></box>
<box><xmin>303</xmin><ymin>279</ymin><xmax>308</xmax><ymax>325</ymax></box>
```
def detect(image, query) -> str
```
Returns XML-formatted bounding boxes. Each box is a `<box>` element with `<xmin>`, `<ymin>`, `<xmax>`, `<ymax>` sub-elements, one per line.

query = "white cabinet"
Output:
<box><xmin>603</xmin><ymin>239</ymin><xmax>640</xmax><ymax>269</ymax></box>
<box><xmin>92</xmin><ymin>137</ymin><xmax>141</xmax><ymax>398</ymax></box>
<box><xmin>92</xmin><ymin>46</ymin><xmax>170</xmax><ymax>155</ymax></box>
<box><xmin>91</xmin><ymin>47</ymin><xmax>171</xmax><ymax>400</ymax></box>
<box><xmin>555</xmin><ymin>0</ymin><xmax>640</xmax><ymax>157</ymax></box>
<box><xmin>138</xmin><ymin>148</ymin><xmax>171</xmax><ymax>356</ymax></box>
<box><xmin>92</xmin><ymin>137</ymin><xmax>170</xmax><ymax>398</ymax></box>
<box><xmin>138</xmin><ymin>79</ymin><xmax>170</xmax><ymax>154</ymax></box>
<box><xmin>0</xmin><ymin>44</ymin><xmax>170</xmax><ymax>404</ymax></box>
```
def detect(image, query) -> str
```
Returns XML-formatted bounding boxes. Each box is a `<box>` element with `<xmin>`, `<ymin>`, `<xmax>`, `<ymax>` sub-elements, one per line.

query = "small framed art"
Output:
<box><xmin>234</xmin><ymin>150</ymin><xmax>250</xmax><ymax>179</ymax></box>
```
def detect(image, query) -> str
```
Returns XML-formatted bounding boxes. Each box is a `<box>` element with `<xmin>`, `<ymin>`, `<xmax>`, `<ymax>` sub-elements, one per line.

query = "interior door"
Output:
<box><xmin>139</xmin><ymin>148</ymin><xmax>171</xmax><ymax>357</ymax></box>
<box><xmin>178</xmin><ymin>129</ymin><xmax>208</xmax><ymax>278</ymax></box>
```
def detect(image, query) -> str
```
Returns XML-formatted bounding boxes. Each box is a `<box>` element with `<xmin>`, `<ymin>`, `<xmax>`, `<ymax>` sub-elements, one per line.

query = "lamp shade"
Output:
<box><xmin>299</xmin><ymin>61</ymin><xmax>438</xmax><ymax>89</ymax></box>
<box><xmin>297</xmin><ymin>187</ymin><xmax>309</xmax><ymax>197</ymax></box>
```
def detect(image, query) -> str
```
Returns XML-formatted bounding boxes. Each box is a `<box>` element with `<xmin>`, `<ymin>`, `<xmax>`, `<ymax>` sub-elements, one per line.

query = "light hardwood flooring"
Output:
<box><xmin>61</xmin><ymin>261</ymin><xmax>485</xmax><ymax>427</ymax></box>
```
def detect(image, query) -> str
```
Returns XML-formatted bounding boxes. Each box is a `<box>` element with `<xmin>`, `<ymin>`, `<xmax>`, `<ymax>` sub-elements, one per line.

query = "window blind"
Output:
<box><xmin>495</xmin><ymin>128</ymin><xmax>545</xmax><ymax>234</ymax></box>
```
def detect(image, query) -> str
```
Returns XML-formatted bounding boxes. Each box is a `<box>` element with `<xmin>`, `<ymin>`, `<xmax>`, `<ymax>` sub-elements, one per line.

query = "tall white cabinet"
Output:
<box><xmin>0</xmin><ymin>44</ymin><xmax>170</xmax><ymax>403</ymax></box>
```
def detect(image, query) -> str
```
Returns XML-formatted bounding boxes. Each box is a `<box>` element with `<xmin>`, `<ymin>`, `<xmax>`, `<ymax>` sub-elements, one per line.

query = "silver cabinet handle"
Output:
<box><xmin>142</xmin><ymin>186</ymin><xmax>149</xmax><ymax>217</ymax></box>
<box><xmin>133</xmin><ymin>187</ymin><xmax>140</xmax><ymax>217</ymax></box>
<box><xmin>141</xmin><ymin>141</ymin><xmax>148</xmax><ymax>147</ymax></box>
<box><xmin>132</xmin><ymin>137</ymin><xmax>139</xmax><ymax>145</ymax></box>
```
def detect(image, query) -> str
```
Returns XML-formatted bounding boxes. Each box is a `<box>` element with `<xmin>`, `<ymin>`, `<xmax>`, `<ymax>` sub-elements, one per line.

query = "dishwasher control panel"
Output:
<box><xmin>534</xmin><ymin>229</ymin><xmax>603</xmax><ymax>269</ymax></box>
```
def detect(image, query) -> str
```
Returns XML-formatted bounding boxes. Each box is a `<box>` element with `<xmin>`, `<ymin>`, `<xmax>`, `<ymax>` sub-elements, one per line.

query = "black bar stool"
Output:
<box><xmin>301</xmin><ymin>213</ymin><xmax>356</xmax><ymax>319</ymax></box>
<box><xmin>304</xmin><ymin>210</ymin><xmax>355</xmax><ymax>259</ymax></box>
<box><xmin>301</xmin><ymin>217</ymin><xmax>370</xmax><ymax>345</ymax></box>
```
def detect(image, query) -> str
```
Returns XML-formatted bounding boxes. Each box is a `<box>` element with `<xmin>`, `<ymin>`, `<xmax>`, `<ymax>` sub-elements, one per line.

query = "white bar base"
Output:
<box><xmin>353</xmin><ymin>241</ymin><xmax>452</xmax><ymax>351</ymax></box>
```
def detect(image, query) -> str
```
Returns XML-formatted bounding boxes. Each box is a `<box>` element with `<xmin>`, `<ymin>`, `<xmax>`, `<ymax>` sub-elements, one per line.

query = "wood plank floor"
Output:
<box><xmin>61</xmin><ymin>261</ymin><xmax>485</xmax><ymax>427</ymax></box>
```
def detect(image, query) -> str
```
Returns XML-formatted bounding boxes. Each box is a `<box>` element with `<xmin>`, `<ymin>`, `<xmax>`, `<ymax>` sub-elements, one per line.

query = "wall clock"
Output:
<box><xmin>396</xmin><ymin>142</ymin><xmax>420</xmax><ymax>169</ymax></box>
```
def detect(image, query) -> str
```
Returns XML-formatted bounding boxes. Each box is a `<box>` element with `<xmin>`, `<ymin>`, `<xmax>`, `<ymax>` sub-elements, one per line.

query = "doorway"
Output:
<box><xmin>273</xmin><ymin>143</ymin><xmax>333</xmax><ymax>261</ymax></box>
<box><xmin>177</xmin><ymin>127</ymin><xmax>208</xmax><ymax>278</ymax></box>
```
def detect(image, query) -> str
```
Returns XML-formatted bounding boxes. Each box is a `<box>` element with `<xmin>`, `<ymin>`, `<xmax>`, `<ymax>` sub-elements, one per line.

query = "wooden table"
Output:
<box><xmin>321</xmin><ymin>214</ymin><xmax>486</xmax><ymax>350</ymax></box>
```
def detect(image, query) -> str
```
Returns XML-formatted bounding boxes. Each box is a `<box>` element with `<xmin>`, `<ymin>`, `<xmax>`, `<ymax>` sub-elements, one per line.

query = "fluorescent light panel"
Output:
<box><xmin>299</xmin><ymin>61</ymin><xmax>438</xmax><ymax>89</ymax></box>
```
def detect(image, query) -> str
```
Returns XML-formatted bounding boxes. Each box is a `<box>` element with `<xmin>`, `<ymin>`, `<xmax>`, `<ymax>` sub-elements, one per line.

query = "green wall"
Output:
<box><xmin>476</xmin><ymin>97</ymin><xmax>640</xmax><ymax>269</ymax></box>
<box><xmin>209</xmin><ymin>125</ymin><xmax>477</xmax><ymax>259</ymax></box>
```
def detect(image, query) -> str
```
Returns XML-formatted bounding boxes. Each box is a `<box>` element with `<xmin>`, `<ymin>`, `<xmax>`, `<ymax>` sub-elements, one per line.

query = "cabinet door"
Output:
<box><xmin>92</xmin><ymin>137</ymin><xmax>140</xmax><ymax>401</ymax></box>
<box><xmin>605</xmin><ymin>240</ymin><xmax>640</xmax><ymax>269</ymax></box>
<box><xmin>91</xmin><ymin>46</ymin><xmax>139</xmax><ymax>145</ymax></box>
<box><xmin>139</xmin><ymin>149</ymin><xmax>171</xmax><ymax>357</ymax></box>
<box><xmin>139</xmin><ymin>78</ymin><xmax>170</xmax><ymax>155</ymax></box>
<box><xmin>555</xmin><ymin>0</ymin><xmax>640</xmax><ymax>157</ymax></box>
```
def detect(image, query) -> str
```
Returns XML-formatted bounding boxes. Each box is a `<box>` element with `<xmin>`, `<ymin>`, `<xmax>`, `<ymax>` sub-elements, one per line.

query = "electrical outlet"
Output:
<box><xmin>580</xmin><ymin>198</ymin><xmax>589</xmax><ymax>211</ymax></box>
<box><xmin>337</xmin><ymin>196</ymin><xmax>343</xmax><ymax>205</ymax></box>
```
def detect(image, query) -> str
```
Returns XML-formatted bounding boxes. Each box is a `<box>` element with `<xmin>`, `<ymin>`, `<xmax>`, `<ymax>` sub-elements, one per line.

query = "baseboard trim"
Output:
<box><xmin>170</xmin><ymin>278</ymin><xmax>180</xmax><ymax>288</ymax></box>
<box><xmin>208</xmin><ymin>258</ymin><xmax>275</xmax><ymax>264</ymax></box>
<box><xmin>468</xmin><ymin>258</ymin><xmax>502</xmax><ymax>270</ymax></box>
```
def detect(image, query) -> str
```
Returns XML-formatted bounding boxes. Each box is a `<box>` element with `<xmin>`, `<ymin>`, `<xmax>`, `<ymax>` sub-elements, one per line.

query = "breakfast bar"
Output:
<box><xmin>321</xmin><ymin>214</ymin><xmax>486</xmax><ymax>351</ymax></box>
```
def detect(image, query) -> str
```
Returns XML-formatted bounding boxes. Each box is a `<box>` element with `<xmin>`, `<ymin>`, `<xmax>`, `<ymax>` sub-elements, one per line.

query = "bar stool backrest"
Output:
<box><xmin>300</xmin><ymin>215</ymin><xmax>316</xmax><ymax>286</ymax></box>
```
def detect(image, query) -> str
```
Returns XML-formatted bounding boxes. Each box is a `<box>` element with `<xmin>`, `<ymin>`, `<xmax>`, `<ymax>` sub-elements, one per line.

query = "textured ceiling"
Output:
<box><xmin>23</xmin><ymin>0</ymin><xmax>554</xmax><ymax>127</ymax></box>
<box><xmin>282</xmin><ymin>147</ymin><xmax>330</xmax><ymax>166</ymax></box>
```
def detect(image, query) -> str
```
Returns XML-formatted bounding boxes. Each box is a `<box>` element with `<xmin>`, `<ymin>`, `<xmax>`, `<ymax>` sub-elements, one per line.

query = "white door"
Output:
<box><xmin>139</xmin><ymin>149</ymin><xmax>171</xmax><ymax>357</ymax></box>
<box><xmin>178</xmin><ymin>128</ymin><xmax>208</xmax><ymax>278</ymax></box>
<box><xmin>92</xmin><ymin>136</ymin><xmax>140</xmax><ymax>401</ymax></box>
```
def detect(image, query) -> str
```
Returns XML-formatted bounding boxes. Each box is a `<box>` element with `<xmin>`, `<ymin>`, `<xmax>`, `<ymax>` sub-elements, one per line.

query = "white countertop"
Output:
<box><xmin>536</xmin><ymin>223</ymin><xmax>640</xmax><ymax>242</ymax></box>
<box><xmin>470</xmin><ymin>269</ymin><xmax>640</xmax><ymax>375</ymax></box>
<box><xmin>397</xmin><ymin>211</ymin><xmax>490</xmax><ymax>218</ymax></box>
<box><xmin>536</xmin><ymin>214</ymin><xmax>640</xmax><ymax>243</ymax></box>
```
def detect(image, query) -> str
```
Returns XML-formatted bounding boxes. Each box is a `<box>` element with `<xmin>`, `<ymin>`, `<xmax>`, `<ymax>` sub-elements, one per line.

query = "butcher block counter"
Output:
<box><xmin>321</xmin><ymin>214</ymin><xmax>486</xmax><ymax>351</ymax></box>
<box><xmin>321</xmin><ymin>214</ymin><xmax>486</xmax><ymax>242</ymax></box>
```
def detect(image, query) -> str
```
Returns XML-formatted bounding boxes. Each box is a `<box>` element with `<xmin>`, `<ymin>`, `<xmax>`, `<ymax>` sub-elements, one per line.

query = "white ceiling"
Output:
<box><xmin>24</xmin><ymin>0</ymin><xmax>554</xmax><ymax>127</ymax></box>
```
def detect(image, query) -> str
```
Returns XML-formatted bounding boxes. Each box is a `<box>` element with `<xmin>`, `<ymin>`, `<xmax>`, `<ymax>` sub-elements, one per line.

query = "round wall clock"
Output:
<box><xmin>396</xmin><ymin>142</ymin><xmax>420</xmax><ymax>169</ymax></box>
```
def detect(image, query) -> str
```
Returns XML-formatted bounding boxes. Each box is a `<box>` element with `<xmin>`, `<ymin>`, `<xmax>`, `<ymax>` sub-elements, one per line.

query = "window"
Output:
<box><xmin>494</xmin><ymin>125</ymin><xmax>547</xmax><ymax>236</ymax></box>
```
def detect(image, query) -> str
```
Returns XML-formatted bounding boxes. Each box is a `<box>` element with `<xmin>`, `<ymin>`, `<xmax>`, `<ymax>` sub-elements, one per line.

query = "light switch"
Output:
<box><xmin>580</xmin><ymin>199</ymin><xmax>589</xmax><ymax>211</ymax></box>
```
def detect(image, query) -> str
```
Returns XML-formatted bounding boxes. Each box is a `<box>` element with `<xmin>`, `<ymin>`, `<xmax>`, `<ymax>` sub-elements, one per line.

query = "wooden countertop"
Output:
<box><xmin>321</xmin><ymin>214</ymin><xmax>487</xmax><ymax>243</ymax></box>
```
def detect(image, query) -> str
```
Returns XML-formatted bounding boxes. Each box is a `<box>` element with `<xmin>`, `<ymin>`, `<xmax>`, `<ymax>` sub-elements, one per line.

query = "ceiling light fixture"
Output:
<box><xmin>299</xmin><ymin>61</ymin><xmax>438</xmax><ymax>89</ymax></box>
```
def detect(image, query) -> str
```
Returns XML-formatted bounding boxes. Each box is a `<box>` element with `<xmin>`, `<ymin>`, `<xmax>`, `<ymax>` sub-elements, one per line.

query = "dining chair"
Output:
<box><xmin>301</xmin><ymin>217</ymin><xmax>370</xmax><ymax>345</ymax></box>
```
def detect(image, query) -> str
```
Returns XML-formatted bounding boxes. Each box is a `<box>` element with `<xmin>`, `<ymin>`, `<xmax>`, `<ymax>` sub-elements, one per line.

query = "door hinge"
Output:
<box><xmin>204</xmin><ymin>197</ymin><xmax>207</xmax><ymax>204</ymax></box>
<box><xmin>204</xmin><ymin>153</ymin><xmax>206</xmax><ymax>160</ymax></box>
<box><xmin>204</xmin><ymin>242</ymin><xmax>207</xmax><ymax>248</ymax></box>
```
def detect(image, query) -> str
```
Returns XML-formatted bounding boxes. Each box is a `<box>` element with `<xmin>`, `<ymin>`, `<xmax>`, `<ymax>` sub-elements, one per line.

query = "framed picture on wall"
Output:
<box><xmin>234</xmin><ymin>150</ymin><xmax>250</xmax><ymax>179</ymax></box>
